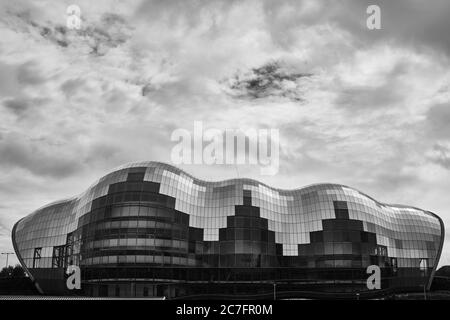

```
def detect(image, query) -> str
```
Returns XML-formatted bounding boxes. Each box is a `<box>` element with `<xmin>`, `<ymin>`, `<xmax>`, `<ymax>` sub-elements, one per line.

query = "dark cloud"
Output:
<box><xmin>334</xmin><ymin>58</ymin><xmax>412</xmax><ymax>111</ymax></box>
<box><xmin>2</xmin><ymin>96</ymin><xmax>49</xmax><ymax>121</ymax></box>
<box><xmin>377</xmin><ymin>0</ymin><xmax>450</xmax><ymax>55</ymax></box>
<box><xmin>226</xmin><ymin>61</ymin><xmax>312</xmax><ymax>101</ymax></box>
<box><xmin>261</xmin><ymin>0</ymin><xmax>450</xmax><ymax>57</ymax></box>
<box><xmin>0</xmin><ymin>63</ymin><xmax>19</xmax><ymax>96</ymax></box>
<box><xmin>9</xmin><ymin>9</ymin><xmax>132</xmax><ymax>56</ymax></box>
<box><xmin>83</xmin><ymin>143</ymin><xmax>121</xmax><ymax>166</ymax></box>
<box><xmin>426</xmin><ymin>103</ymin><xmax>450</xmax><ymax>139</ymax></box>
<box><xmin>136</xmin><ymin>0</ymin><xmax>237</xmax><ymax>29</ymax></box>
<box><xmin>16</xmin><ymin>61</ymin><xmax>46</xmax><ymax>85</ymax></box>
<box><xmin>2</xmin><ymin>98</ymin><xmax>30</xmax><ymax>116</ymax></box>
<box><xmin>370</xmin><ymin>170</ymin><xmax>420</xmax><ymax>193</ymax></box>
<box><xmin>0</xmin><ymin>133</ymin><xmax>83</xmax><ymax>178</ymax></box>
<box><xmin>0</xmin><ymin>61</ymin><xmax>46</xmax><ymax>97</ymax></box>
<box><xmin>428</xmin><ymin>144</ymin><xmax>450</xmax><ymax>170</ymax></box>
<box><xmin>83</xmin><ymin>13</ymin><xmax>132</xmax><ymax>56</ymax></box>
<box><xmin>425</xmin><ymin>103</ymin><xmax>450</xmax><ymax>170</ymax></box>
<box><xmin>60</xmin><ymin>78</ymin><xmax>87</xmax><ymax>98</ymax></box>
<box><xmin>141</xmin><ymin>83</ymin><xmax>153</xmax><ymax>97</ymax></box>
<box><xmin>334</xmin><ymin>84</ymin><xmax>402</xmax><ymax>111</ymax></box>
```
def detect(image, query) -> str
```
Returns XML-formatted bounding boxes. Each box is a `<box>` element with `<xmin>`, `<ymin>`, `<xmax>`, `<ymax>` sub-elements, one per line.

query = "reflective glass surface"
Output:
<box><xmin>12</xmin><ymin>161</ymin><xmax>444</xmax><ymax>298</ymax></box>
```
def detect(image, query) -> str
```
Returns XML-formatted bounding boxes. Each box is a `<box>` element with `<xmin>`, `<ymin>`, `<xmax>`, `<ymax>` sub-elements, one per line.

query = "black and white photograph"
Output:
<box><xmin>1</xmin><ymin>0</ymin><xmax>450</xmax><ymax>314</ymax></box>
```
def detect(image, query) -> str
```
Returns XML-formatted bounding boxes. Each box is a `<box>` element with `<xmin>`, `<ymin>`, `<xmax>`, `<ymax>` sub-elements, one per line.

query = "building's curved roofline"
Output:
<box><xmin>30</xmin><ymin>197</ymin><xmax>78</xmax><ymax>214</ymax></box>
<box><xmin>108</xmin><ymin>161</ymin><xmax>437</xmax><ymax>213</ymax></box>
<box><xmin>27</xmin><ymin>161</ymin><xmax>437</xmax><ymax>217</ymax></box>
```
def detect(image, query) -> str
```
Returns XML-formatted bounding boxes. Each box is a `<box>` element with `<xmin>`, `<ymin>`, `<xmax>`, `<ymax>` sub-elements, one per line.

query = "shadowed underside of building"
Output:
<box><xmin>12</xmin><ymin>162</ymin><xmax>445</xmax><ymax>299</ymax></box>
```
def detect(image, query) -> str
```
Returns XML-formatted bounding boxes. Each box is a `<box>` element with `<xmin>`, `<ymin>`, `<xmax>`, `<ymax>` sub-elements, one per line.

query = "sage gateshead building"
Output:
<box><xmin>12</xmin><ymin>162</ymin><xmax>444</xmax><ymax>299</ymax></box>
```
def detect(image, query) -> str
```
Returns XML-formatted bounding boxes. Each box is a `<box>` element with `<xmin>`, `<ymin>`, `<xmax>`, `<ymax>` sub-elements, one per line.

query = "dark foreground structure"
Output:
<box><xmin>12</xmin><ymin>162</ymin><xmax>444</xmax><ymax>299</ymax></box>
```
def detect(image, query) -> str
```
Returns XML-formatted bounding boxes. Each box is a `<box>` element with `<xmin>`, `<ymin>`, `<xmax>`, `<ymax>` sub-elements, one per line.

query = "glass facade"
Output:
<box><xmin>12</xmin><ymin>161</ymin><xmax>444</xmax><ymax>298</ymax></box>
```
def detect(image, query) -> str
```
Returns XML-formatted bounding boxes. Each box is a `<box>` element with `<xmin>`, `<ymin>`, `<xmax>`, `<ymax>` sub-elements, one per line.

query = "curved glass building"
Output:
<box><xmin>12</xmin><ymin>162</ymin><xmax>444</xmax><ymax>298</ymax></box>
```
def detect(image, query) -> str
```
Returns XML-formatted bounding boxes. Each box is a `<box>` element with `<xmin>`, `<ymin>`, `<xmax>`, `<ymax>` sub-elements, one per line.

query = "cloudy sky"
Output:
<box><xmin>1</xmin><ymin>0</ymin><xmax>450</xmax><ymax>268</ymax></box>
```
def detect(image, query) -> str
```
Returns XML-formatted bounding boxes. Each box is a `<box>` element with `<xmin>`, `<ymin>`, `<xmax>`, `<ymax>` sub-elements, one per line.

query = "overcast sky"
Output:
<box><xmin>1</xmin><ymin>0</ymin><xmax>450</xmax><ymax>268</ymax></box>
